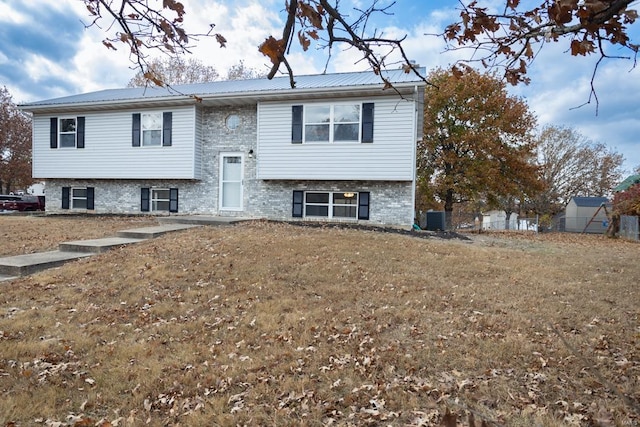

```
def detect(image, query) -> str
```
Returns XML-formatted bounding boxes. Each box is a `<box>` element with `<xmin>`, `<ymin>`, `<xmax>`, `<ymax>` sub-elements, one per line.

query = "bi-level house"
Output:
<box><xmin>20</xmin><ymin>68</ymin><xmax>425</xmax><ymax>227</ymax></box>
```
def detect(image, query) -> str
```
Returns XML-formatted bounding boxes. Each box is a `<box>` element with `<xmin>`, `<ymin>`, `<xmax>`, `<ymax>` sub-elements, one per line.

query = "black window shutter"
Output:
<box><xmin>86</xmin><ymin>187</ymin><xmax>95</xmax><ymax>210</ymax></box>
<box><xmin>358</xmin><ymin>192</ymin><xmax>370</xmax><ymax>220</ymax></box>
<box><xmin>61</xmin><ymin>187</ymin><xmax>70</xmax><ymax>209</ymax></box>
<box><xmin>163</xmin><ymin>112</ymin><xmax>172</xmax><ymax>146</ymax></box>
<box><xmin>76</xmin><ymin>117</ymin><xmax>85</xmax><ymax>148</ymax></box>
<box><xmin>132</xmin><ymin>113</ymin><xmax>141</xmax><ymax>147</ymax></box>
<box><xmin>169</xmin><ymin>188</ymin><xmax>178</xmax><ymax>212</ymax></box>
<box><xmin>362</xmin><ymin>103</ymin><xmax>374</xmax><ymax>143</ymax></box>
<box><xmin>141</xmin><ymin>187</ymin><xmax>150</xmax><ymax>212</ymax></box>
<box><xmin>291</xmin><ymin>105</ymin><xmax>303</xmax><ymax>144</ymax></box>
<box><xmin>50</xmin><ymin>117</ymin><xmax>58</xmax><ymax>149</ymax></box>
<box><xmin>292</xmin><ymin>190</ymin><xmax>303</xmax><ymax>217</ymax></box>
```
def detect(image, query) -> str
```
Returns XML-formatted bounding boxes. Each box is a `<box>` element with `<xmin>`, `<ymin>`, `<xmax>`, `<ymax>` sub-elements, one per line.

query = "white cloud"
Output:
<box><xmin>185</xmin><ymin>0</ymin><xmax>285</xmax><ymax>75</ymax></box>
<box><xmin>70</xmin><ymin>29</ymin><xmax>135</xmax><ymax>92</ymax></box>
<box><xmin>0</xmin><ymin>0</ymin><xmax>28</xmax><ymax>24</ymax></box>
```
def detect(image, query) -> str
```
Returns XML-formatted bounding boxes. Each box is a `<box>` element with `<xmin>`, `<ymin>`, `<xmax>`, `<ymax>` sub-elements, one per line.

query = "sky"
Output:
<box><xmin>1</xmin><ymin>0</ymin><xmax>638</xmax><ymax>173</ymax></box>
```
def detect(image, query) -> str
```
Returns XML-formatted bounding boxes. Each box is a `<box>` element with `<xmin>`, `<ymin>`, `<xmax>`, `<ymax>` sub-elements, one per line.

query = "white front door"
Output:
<box><xmin>219</xmin><ymin>153</ymin><xmax>244</xmax><ymax>210</ymax></box>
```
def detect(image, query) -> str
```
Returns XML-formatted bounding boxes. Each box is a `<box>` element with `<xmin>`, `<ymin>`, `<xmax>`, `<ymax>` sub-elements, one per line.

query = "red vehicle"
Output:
<box><xmin>0</xmin><ymin>195</ymin><xmax>45</xmax><ymax>212</ymax></box>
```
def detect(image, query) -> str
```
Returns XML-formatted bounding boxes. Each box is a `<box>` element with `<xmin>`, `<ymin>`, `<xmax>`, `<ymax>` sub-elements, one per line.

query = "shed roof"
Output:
<box><xmin>613</xmin><ymin>174</ymin><xmax>640</xmax><ymax>192</ymax></box>
<box><xmin>569</xmin><ymin>196</ymin><xmax>609</xmax><ymax>207</ymax></box>
<box><xmin>20</xmin><ymin>68</ymin><xmax>426</xmax><ymax>112</ymax></box>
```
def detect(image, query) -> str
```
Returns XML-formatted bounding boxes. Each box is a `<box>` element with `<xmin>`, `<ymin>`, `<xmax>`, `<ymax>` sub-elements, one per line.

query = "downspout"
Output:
<box><xmin>411</xmin><ymin>85</ymin><xmax>418</xmax><ymax>229</ymax></box>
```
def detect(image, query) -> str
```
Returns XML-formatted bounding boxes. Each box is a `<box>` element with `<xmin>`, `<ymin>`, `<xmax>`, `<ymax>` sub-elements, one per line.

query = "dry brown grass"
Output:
<box><xmin>0</xmin><ymin>215</ymin><xmax>159</xmax><ymax>256</ymax></box>
<box><xmin>0</xmin><ymin>217</ymin><xmax>639</xmax><ymax>426</ymax></box>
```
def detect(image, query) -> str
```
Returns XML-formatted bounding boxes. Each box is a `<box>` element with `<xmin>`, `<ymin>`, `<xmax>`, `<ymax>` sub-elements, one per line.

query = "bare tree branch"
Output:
<box><xmin>440</xmin><ymin>0</ymin><xmax>639</xmax><ymax>104</ymax></box>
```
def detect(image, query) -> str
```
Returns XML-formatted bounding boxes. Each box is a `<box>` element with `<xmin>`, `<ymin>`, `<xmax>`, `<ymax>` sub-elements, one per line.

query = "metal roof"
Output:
<box><xmin>613</xmin><ymin>174</ymin><xmax>640</xmax><ymax>192</ymax></box>
<box><xmin>570</xmin><ymin>196</ymin><xmax>609</xmax><ymax>207</ymax></box>
<box><xmin>20</xmin><ymin>68</ymin><xmax>426</xmax><ymax>111</ymax></box>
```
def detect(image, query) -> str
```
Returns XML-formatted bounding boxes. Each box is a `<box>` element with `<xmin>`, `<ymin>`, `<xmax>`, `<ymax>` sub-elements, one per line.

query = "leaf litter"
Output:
<box><xmin>0</xmin><ymin>217</ymin><xmax>638</xmax><ymax>425</ymax></box>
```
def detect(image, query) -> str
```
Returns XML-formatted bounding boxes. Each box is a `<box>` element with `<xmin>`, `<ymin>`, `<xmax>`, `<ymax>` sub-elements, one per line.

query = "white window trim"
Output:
<box><xmin>71</xmin><ymin>187</ymin><xmax>88</xmax><ymax>209</ymax></box>
<box><xmin>303</xmin><ymin>103</ymin><xmax>362</xmax><ymax>144</ymax></box>
<box><xmin>141</xmin><ymin>112</ymin><xmax>163</xmax><ymax>148</ymax></box>
<box><xmin>59</xmin><ymin>117</ymin><xmax>77</xmax><ymax>149</ymax></box>
<box><xmin>150</xmin><ymin>188</ymin><xmax>170</xmax><ymax>212</ymax></box>
<box><xmin>304</xmin><ymin>191</ymin><xmax>359</xmax><ymax>219</ymax></box>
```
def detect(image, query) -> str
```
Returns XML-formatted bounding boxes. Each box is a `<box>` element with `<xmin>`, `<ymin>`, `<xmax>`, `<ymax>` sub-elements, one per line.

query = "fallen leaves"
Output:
<box><xmin>0</xmin><ymin>220</ymin><xmax>638</xmax><ymax>425</ymax></box>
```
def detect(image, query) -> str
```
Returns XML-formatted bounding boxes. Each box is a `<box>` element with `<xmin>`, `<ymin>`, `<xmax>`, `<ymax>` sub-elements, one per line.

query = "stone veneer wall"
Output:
<box><xmin>44</xmin><ymin>105</ymin><xmax>414</xmax><ymax>227</ymax></box>
<box><xmin>254</xmin><ymin>180</ymin><xmax>414</xmax><ymax>227</ymax></box>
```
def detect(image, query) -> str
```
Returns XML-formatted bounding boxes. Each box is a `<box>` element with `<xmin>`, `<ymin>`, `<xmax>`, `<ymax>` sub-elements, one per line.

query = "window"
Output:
<box><xmin>292</xmin><ymin>103</ymin><xmax>373</xmax><ymax>144</ymax></box>
<box><xmin>141</xmin><ymin>187</ymin><xmax>178</xmax><ymax>212</ymax></box>
<box><xmin>304</xmin><ymin>104</ymin><xmax>360</xmax><ymax>143</ymax></box>
<box><xmin>71</xmin><ymin>188</ymin><xmax>88</xmax><ymax>209</ymax></box>
<box><xmin>61</xmin><ymin>187</ymin><xmax>94</xmax><ymax>210</ymax></box>
<box><xmin>59</xmin><ymin>118</ymin><xmax>77</xmax><ymax>148</ymax></box>
<box><xmin>50</xmin><ymin>117</ymin><xmax>85</xmax><ymax>149</ymax></box>
<box><xmin>151</xmin><ymin>188</ymin><xmax>170</xmax><ymax>211</ymax></box>
<box><xmin>142</xmin><ymin>113</ymin><xmax>162</xmax><ymax>146</ymax></box>
<box><xmin>293</xmin><ymin>190</ymin><xmax>369</xmax><ymax>220</ymax></box>
<box><xmin>132</xmin><ymin>112</ymin><xmax>172</xmax><ymax>147</ymax></box>
<box><xmin>225</xmin><ymin>114</ymin><xmax>240</xmax><ymax>131</ymax></box>
<box><xmin>304</xmin><ymin>191</ymin><xmax>359</xmax><ymax>219</ymax></box>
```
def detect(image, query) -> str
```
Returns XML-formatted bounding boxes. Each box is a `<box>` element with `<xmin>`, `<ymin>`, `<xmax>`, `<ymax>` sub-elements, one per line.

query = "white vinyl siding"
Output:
<box><xmin>257</xmin><ymin>96</ymin><xmax>417</xmax><ymax>180</ymax></box>
<box><xmin>32</xmin><ymin>106</ymin><xmax>198</xmax><ymax>179</ymax></box>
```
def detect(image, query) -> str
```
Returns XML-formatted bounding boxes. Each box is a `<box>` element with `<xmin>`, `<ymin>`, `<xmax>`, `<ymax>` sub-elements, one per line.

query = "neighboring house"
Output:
<box><xmin>27</xmin><ymin>182</ymin><xmax>45</xmax><ymax>196</ymax></box>
<box><xmin>613</xmin><ymin>174</ymin><xmax>640</xmax><ymax>192</ymax></box>
<box><xmin>20</xmin><ymin>69</ymin><xmax>425</xmax><ymax>227</ymax></box>
<box><xmin>481</xmin><ymin>210</ymin><xmax>518</xmax><ymax>230</ymax></box>
<box><xmin>565</xmin><ymin>196</ymin><xmax>610</xmax><ymax>233</ymax></box>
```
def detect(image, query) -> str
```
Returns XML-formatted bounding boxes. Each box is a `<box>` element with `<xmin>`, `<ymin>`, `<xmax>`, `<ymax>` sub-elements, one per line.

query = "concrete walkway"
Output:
<box><xmin>0</xmin><ymin>216</ymin><xmax>249</xmax><ymax>282</ymax></box>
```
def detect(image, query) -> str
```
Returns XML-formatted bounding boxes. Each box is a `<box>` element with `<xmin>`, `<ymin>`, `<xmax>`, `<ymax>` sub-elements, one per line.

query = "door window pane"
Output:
<box><xmin>223</xmin><ymin>157</ymin><xmax>242</xmax><ymax>180</ymax></box>
<box><xmin>222</xmin><ymin>182</ymin><xmax>241</xmax><ymax>208</ymax></box>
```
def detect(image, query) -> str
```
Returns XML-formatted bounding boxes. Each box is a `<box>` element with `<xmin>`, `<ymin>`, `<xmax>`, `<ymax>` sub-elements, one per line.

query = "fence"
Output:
<box><xmin>417</xmin><ymin>210</ymin><xmax>639</xmax><ymax>239</ymax></box>
<box><xmin>418</xmin><ymin>211</ymin><xmax>540</xmax><ymax>232</ymax></box>
<box><xmin>620</xmin><ymin>215</ymin><xmax>639</xmax><ymax>241</ymax></box>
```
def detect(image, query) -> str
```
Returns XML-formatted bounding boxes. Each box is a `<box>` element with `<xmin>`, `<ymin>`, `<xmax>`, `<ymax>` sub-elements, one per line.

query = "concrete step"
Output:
<box><xmin>157</xmin><ymin>216</ymin><xmax>248</xmax><ymax>226</ymax></box>
<box><xmin>116</xmin><ymin>223</ymin><xmax>200</xmax><ymax>239</ymax></box>
<box><xmin>0</xmin><ymin>251</ymin><xmax>93</xmax><ymax>277</ymax></box>
<box><xmin>0</xmin><ymin>274</ymin><xmax>18</xmax><ymax>282</ymax></box>
<box><xmin>59</xmin><ymin>237</ymin><xmax>149</xmax><ymax>254</ymax></box>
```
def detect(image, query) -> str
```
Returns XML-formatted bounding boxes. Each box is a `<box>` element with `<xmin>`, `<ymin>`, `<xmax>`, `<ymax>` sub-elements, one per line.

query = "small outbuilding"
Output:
<box><xmin>482</xmin><ymin>210</ymin><xmax>518</xmax><ymax>230</ymax></box>
<box><xmin>565</xmin><ymin>196</ymin><xmax>610</xmax><ymax>233</ymax></box>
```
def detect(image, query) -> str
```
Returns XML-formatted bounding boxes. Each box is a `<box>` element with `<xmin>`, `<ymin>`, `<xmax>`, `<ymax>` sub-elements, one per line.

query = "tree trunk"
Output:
<box><xmin>444</xmin><ymin>189</ymin><xmax>454</xmax><ymax>231</ymax></box>
<box><xmin>504</xmin><ymin>209</ymin><xmax>512</xmax><ymax>230</ymax></box>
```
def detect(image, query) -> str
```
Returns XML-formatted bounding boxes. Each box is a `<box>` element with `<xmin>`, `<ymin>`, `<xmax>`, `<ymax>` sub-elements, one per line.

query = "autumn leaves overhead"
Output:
<box><xmin>444</xmin><ymin>0</ymin><xmax>638</xmax><ymax>86</ymax></box>
<box><xmin>81</xmin><ymin>0</ymin><xmax>638</xmax><ymax>91</ymax></box>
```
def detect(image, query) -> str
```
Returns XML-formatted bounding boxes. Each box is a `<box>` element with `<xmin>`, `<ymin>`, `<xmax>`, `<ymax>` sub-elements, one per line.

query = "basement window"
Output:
<box><xmin>305</xmin><ymin>191</ymin><xmax>358</xmax><ymax>219</ymax></box>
